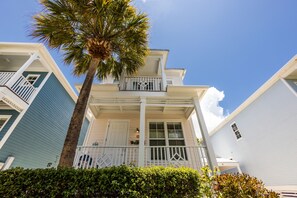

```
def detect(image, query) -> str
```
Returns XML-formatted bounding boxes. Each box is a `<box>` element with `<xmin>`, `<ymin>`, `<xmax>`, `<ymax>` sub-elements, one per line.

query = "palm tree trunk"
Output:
<box><xmin>58</xmin><ymin>58</ymin><xmax>99</xmax><ymax>168</ymax></box>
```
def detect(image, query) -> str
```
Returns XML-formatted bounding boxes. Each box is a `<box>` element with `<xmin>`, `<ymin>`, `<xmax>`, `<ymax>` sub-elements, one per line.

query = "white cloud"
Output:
<box><xmin>192</xmin><ymin>87</ymin><xmax>227</xmax><ymax>138</ymax></box>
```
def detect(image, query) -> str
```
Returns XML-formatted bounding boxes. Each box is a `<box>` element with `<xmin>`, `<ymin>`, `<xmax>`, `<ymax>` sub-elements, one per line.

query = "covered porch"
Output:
<box><xmin>74</xmin><ymin>84</ymin><xmax>217</xmax><ymax>170</ymax></box>
<box><xmin>0</xmin><ymin>50</ymin><xmax>51</xmax><ymax>111</ymax></box>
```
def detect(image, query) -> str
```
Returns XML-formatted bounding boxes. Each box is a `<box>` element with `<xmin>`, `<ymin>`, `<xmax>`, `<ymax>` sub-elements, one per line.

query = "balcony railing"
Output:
<box><xmin>0</xmin><ymin>72</ymin><xmax>36</xmax><ymax>103</ymax></box>
<box><xmin>120</xmin><ymin>76</ymin><xmax>162</xmax><ymax>91</ymax></box>
<box><xmin>73</xmin><ymin>145</ymin><xmax>208</xmax><ymax>170</ymax></box>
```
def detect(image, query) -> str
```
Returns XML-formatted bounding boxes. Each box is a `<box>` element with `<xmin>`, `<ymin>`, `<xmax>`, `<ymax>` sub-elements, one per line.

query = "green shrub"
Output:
<box><xmin>0</xmin><ymin>166</ymin><xmax>201</xmax><ymax>198</ymax></box>
<box><xmin>0</xmin><ymin>166</ymin><xmax>279</xmax><ymax>197</ymax></box>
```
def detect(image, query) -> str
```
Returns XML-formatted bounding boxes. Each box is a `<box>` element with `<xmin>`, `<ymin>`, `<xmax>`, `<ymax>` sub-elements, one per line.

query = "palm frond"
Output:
<box><xmin>31</xmin><ymin>0</ymin><xmax>149</xmax><ymax>78</ymax></box>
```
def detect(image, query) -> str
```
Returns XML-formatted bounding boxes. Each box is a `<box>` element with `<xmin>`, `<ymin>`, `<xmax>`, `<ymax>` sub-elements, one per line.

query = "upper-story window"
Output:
<box><xmin>230</xmin><ymin>122</ymin><xmax>242</xmax><ymax>140</ymax></box>
<box><xmin>0</xmin><ymin>115</ymin><xmax>11</xmax><ymax>131</ymax></box>
<box><xmin>26</xmin><ymin>74</ymin><xmax>40</xmax><ymax>85</ymax></box>
<box><xmin>166</xmin><ymin>79</ymin><xmax>173</xmax><ymax>85</ymax></box>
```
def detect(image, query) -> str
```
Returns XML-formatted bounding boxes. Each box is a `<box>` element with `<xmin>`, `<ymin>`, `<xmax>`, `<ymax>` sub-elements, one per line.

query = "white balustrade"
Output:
<box><xmin>74</xmin><ymin>145</ymin><xmax>208</xmax><ymax>170</ymax></box>
<box><xmin>74</xmin><ymin>146</ymin><xmax>139</xmax><ymax>169</ymax></box>
<box><xmin>0</xmin><ymin>72</ymin><xmax>16</xmax><ymax>85</ymax></box>
<box><xmin>121</xmin><ymin>76</ymin><xmax>162</xmax><ymax>91</ymax></box>
<box><xmin>0</xmin><ymin>72</ymin><xmax>36</xmax><ymax>103</ymax></box>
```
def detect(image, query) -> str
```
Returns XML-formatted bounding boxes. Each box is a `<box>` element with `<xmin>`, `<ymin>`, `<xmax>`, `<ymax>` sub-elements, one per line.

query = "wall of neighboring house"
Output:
<box><xmin>211</xmin><ymin>79</ymin><xmax>297</xmax><ymax>186</ymax></box>
<box><xmin>0</xmin><ymin>110</ymin><xmax>19</xmax><ymax>140</ymax></box>
<box><xmin>0</xmin><ymin>73</ymin><xmax>90</xmax><ymax>168</ymax></box>
<box><xmin>286</xmin><ymin>79</ymin><xmax>297</xmax><ymax>92</ymax></box>
<box><xmin>85</xmin><ymin>113</ymin><xmax>197</xmax><ymax>147</ymax></box>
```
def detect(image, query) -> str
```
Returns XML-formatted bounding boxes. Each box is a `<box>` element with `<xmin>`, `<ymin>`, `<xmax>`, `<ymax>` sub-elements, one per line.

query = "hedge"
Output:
<box><xmin>0</xmin><ymin>166</ymin><xmax>278</xmax><ymax>197</ymax></box>
<box><xmin>0</xmin><ymin>166</ymin><xmax>201</xmax><ymax>198</ymax></box>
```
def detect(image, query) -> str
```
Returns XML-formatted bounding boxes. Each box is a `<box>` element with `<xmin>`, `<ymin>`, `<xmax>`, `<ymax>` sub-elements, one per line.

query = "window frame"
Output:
<box><xmin>0</xmin><ymin>115</ymin><xmax>12</xmax><ymax>131</ymax></box>
<box><xmin>230</xmin><ymin>122</ymin><xmax>242</xmax><ymax>140</ymax></box>
<box><xmin>148</xmin><ymin>120</ymin><xmax>187</xmax><ymax>161</ymax></box>
<box><xmin>25</xmin><ymin>74</ymin><xmax>40</xmax><ymax>86</ymax></box>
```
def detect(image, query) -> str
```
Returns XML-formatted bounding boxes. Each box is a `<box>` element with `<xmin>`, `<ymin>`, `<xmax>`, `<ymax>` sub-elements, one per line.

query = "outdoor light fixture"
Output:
<box><xmin>136</xmin><ymin>128</ymin><xmax>139</xmax><ymax>133</ymax></box>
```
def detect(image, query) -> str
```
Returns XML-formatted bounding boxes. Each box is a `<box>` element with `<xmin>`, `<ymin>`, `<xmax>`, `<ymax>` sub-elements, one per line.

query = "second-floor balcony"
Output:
<box><xmin>120</xmin><ymin>76</ymin><xmax>163</xmax><ymax>91</ymax></box>
<box><xmin>0</xmin><ymin>72</ymin><xmax>37</xmax><ymax>103</ymax></box>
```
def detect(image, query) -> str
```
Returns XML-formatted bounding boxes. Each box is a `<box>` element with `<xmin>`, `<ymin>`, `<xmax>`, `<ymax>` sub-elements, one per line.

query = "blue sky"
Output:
<box><xmin>1</xmin><ymin>0</ymin><xmax>297</xmax><ymax>118</ymax></box>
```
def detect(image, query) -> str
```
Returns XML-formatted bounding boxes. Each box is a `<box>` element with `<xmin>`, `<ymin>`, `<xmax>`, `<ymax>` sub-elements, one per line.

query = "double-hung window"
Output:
<box><xmin>149</xmin><ymin>121</ymin><xmax>187</xmax><ymax>161</ymax></box>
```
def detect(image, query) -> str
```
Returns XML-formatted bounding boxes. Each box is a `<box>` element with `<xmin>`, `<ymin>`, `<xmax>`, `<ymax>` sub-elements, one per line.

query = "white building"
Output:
<box><xmin>74</xmin><ymin>49</ymin><xmax>218</xmax><ymax>170</ymax></box>
<box><xmin>210</xmin><ymin>55</ymin><xmax>297</xmax><ymax>194</ymax></box>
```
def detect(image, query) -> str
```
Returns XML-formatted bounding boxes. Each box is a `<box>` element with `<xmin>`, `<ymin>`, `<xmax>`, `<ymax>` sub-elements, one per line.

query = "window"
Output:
<box><xmin>0</xmin><ymin>115</ymin><xmax>11</xmax><ymax>131</ymax></box>
<box><xmin>149</xmin><ymin>121</ymin><xmax>187</xmax><ymax>160</ymax></box>
<box><xmin>230</xmin><ymin>122</ymin><xmax>242</xmax><ymax>140</ymax></box>
<box><xmin>166</xmin><ymin>80</ymin><xmax>173</xmax><ymax>85</ymax></box>
<box><xmin>26</xmin><ymin>74</ymin><xmax>40</xmax><ymax>85</ymax></box>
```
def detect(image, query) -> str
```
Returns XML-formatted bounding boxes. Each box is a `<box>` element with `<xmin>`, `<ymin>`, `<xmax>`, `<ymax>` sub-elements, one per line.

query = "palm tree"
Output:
<box><xmin>31</xmin><ymin>0</ymin><xmax>149</xmax><ymax>167</ymax></box>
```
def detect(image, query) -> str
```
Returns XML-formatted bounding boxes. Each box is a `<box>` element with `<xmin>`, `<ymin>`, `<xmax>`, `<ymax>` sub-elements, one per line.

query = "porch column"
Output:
<box><xmin>160</xmin><ymin>59</ymin><xmax>167</xmax><ymax>91</ymax></box>
<box><xmin>193</xmin><ymin>97</ymin><xmax>218</xmax><ymax>170</ymax></box>
<box><xmin>6</xmin><ymin>52</ymin><xmax>39</xmax><ymax>87</ymax></box>
<box><xmin>138</xmin><ymin>97</ymin><xmax>146</xmax><ymax>166</ymax></box>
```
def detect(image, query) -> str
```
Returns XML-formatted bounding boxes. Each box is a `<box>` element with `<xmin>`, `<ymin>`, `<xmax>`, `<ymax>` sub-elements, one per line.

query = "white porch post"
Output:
<box><xmin>160</xmin><ymin>59</ymin><xmax>167</xmax><ymax>91</ymax></box>
<box><xmin>6</xmin><ymin>53</ymin><xmax>39</xmax><ymax>86</ymax></box>
<box><xmin>193</xmin><ymin>97</ymin><xmax>218</xmax><ymax>170</ymax></box>
<box><xmin>138</xmin><ymin>97</ymin><xmax>146</xmax><ymax>166</ymax></box>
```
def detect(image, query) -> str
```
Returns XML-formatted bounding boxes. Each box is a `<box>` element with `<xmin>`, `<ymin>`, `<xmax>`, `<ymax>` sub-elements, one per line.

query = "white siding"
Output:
<box><xmin>211</xmin><ymin>80</ymin><xmax>297</xmax><ymax>186</ymax></box>
<box><xmin>85</xmin><ymin>114</ymin><xmax>197</xmax><ymax>147</ymax></box>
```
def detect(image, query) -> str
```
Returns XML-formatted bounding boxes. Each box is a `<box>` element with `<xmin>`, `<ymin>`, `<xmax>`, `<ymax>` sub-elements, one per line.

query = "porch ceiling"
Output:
<box><xmin>0</xmin><ymin>55</ymin><xmax>48</xmax><ymax>72</ymax></box>
<box><xmin>89</xmin><ymin>96</ymin><xmax>195</xmax><ymax>118</ymax></box>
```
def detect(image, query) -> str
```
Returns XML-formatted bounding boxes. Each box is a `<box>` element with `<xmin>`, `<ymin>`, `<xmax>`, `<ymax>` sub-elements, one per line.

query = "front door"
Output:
<box><xmin>97</xmin><ymin>121</ymin><xmax>129</xmax><ymax>167</ymax></box>
<box><xmin>106</xmin><ymin>121</ymin><xmax>129</xmax><ymax>146</ymax></box>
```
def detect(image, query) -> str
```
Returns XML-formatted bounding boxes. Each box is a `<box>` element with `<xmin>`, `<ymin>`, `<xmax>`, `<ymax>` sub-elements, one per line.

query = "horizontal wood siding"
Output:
<box><xmin>0</xmin><ymin>110</ymin><xmax>19</xmax><ymax>140</ymax></box>
<box><xmin>0</xmin><ymin>74</ymin><xmax>89</xmax><ymax>168</ymax></box>
<box><xmin>86</xmin><ymin>113</ymin><xmax>197</xmax><ymax>147</ymax></box>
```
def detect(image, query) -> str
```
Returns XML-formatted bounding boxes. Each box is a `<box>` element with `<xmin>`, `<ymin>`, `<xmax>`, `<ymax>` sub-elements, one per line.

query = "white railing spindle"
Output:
<box><xmin>74</xmin><ymin>145</ymin><xmax>209</xmax><ymax>171</ymax></box>
<box><xmin>0</xmin><ymin>72</ymin><xmax>36</xmax><ymax>103</ymax></box>
<box><xmin>121</xmin><ymin>76</ymin><xmax>163</xmax><ymax>91</ymax></box>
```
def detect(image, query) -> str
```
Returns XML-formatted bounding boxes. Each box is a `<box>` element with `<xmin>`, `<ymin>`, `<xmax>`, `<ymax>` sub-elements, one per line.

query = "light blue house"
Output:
<box><xmin>210</xmin><ymin>55</ymin><xmax>297</xmax><ymax>194</ymax></box>
<box><xmin>0</xmin><ymin>42</ymin><xmax>91</xmax><ymax>169</ymax></box>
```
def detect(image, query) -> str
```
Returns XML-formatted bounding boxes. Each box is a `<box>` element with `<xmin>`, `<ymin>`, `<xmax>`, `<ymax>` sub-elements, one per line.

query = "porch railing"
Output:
<box><xmin>74</xmin><ymin>145</ymin><xmax>208</xmax><ymax>170</ymax></box>
<box><xmin>0</xmin><ymin>72</ymin><xmax>15</xmax><ymax>85</ymax></box>
<box><xmin>144</xmin><ymin>146</ymin><xmax>209</xmax><ymax>170</ymax></box>
<box><xmin>0</xmin><ymin>72</ymin><xmax>36</xmax><ymax>103</ymax></box>
<box><xmin>74</xmin><ymin>146</ymin><xmax>139</xmax><ymax>169</ymax></box>
<box><xmin>120</xmin><ymin>76</ymin><xmax>162</xmax><ymax>91</ymax></box>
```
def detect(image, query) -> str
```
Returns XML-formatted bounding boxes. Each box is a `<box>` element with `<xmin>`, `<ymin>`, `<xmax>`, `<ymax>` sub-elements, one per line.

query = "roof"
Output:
<box><xmin>210</xmin><ymin>54</ymin><xmax>297</xmax><ymax>136</ymax></box>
